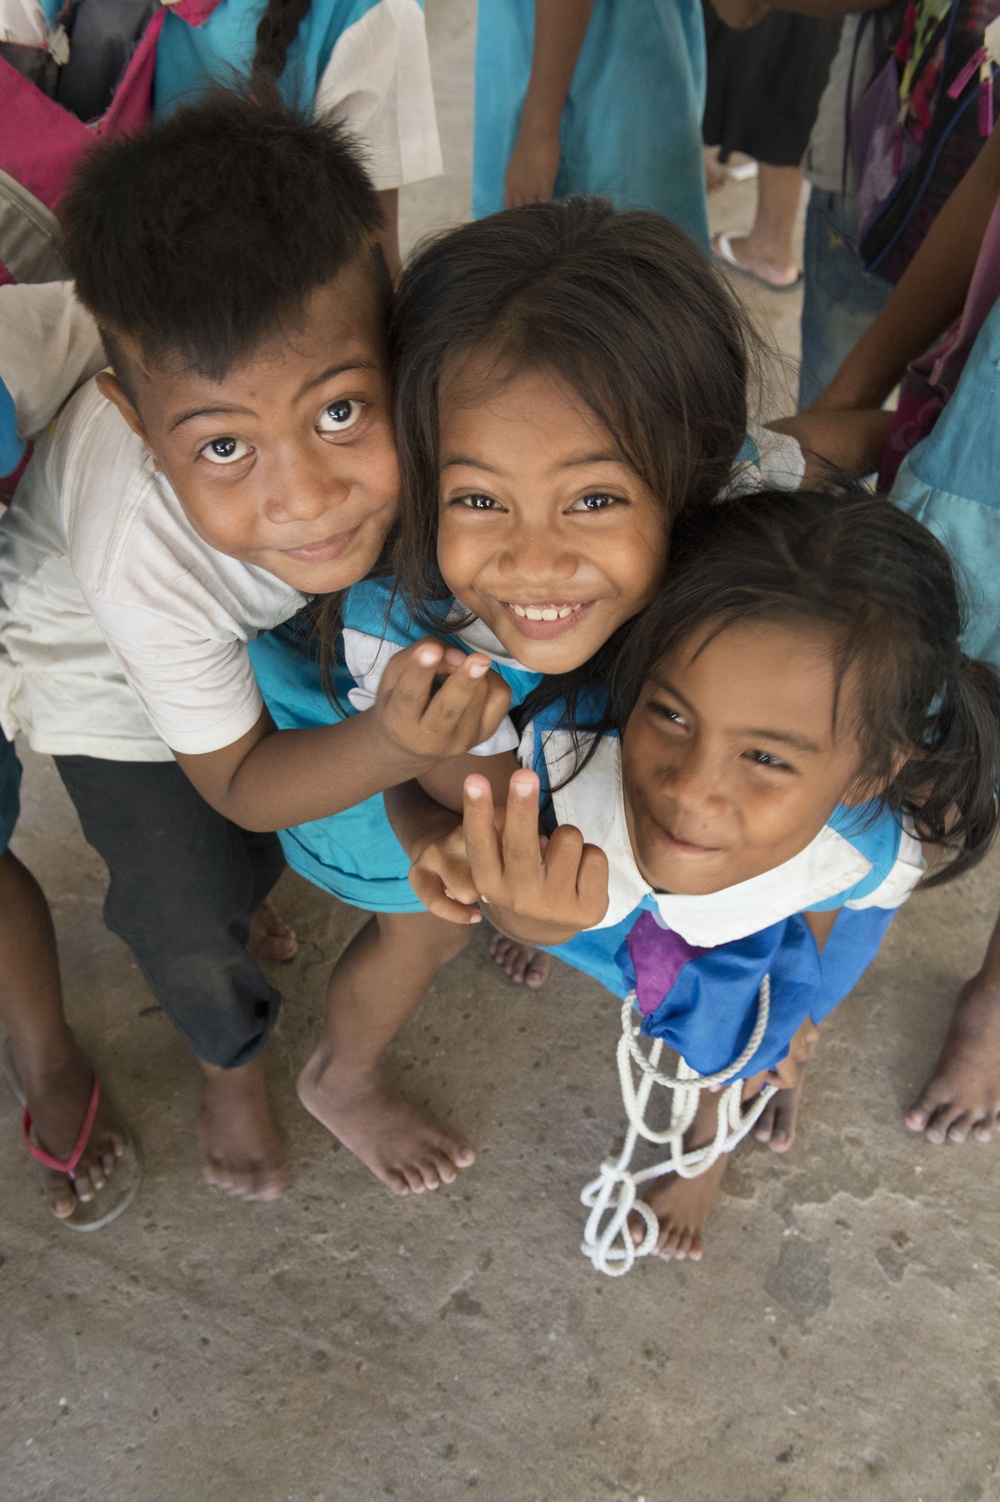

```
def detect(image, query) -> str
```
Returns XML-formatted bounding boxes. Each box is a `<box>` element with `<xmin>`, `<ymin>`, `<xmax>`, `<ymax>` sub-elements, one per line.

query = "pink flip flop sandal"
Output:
<box><xmin>2</xmin><ymin>1036</ymin><xmax>142</xmax><ymax>1231</ymax></box>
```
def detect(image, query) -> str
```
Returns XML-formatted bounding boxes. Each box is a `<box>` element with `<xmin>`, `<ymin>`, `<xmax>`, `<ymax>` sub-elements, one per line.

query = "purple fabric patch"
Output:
<box><xmin>627</xmin><ymin>910</ymin><xmax>710</xmax><ymax>1016</ymax></box>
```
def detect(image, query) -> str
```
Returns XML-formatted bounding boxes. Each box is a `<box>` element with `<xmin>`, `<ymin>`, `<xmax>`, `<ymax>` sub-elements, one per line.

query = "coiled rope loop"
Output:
<box><xmin>580</xmin><ymin>977</ymin><xmax>777</xmax><ymax>1277</ymax></box>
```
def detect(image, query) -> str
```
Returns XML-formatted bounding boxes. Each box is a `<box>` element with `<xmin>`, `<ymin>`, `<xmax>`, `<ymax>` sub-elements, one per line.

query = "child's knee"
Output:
<box><xmin>378</xmin><ymin>908</ymin><xmax>472</xmax><ymax>963</ymax></box>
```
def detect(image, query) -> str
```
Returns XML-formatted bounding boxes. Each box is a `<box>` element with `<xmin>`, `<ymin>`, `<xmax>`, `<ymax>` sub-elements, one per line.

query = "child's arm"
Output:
<box><xmin>504</xmin><ymin>0</ymin><xmax>595</xmax><ymax>208</ymax></box>
<box><xmin>766</xmin><ymin>408</ymin><xmax>895</xmax><ymax>485</ymax></box>
<box><xmin>404</xmin><ymin>767</ymin><xmax>609</xmax><ymax>942</ymax></box>
<box><xmin>811</xmin><ymin>117</ymin><xmax>1000</xmax><ymax>414</ymax></box>
<box><xmin>173</xmin><ymin>640</ymin><xmax>511</xmax><ymax>832</ymax></box>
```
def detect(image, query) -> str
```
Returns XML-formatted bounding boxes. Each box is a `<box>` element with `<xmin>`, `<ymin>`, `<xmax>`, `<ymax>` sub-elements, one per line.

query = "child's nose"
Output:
<box><xmin>496</xmin><ymin>527</ymin><xmax>576</xmax><ymax>584</ymax></box>
<box><xmin>661</xmin><ymin>746</ymin><xmax>726</xmax><ymax>813</ymax></box>
<box><xmin>264</xmin><ymin>449</ymin><xmax>345</xmax><ymax>524</ymax></box>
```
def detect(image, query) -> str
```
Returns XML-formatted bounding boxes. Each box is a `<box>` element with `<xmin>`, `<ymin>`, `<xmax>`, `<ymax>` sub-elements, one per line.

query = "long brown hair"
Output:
<box><xmin>609</xmin><ymin>489</ymin><xmax>1000</xmax><ymax>885</ymax></box>
<box><xmin>388</xmin><ymin>196</ymin><xmax>759</xmax><ymax>728</ymax></box>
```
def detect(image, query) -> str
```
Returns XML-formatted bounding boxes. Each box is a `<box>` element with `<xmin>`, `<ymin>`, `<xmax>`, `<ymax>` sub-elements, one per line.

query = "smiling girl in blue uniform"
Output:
<box><xmin>410</xmin><ymin>489</ymin><xmax>1000</xmax><ymax>1267</ymax></box>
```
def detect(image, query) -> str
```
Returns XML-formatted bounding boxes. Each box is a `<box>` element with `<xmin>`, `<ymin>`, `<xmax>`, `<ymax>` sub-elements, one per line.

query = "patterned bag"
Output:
<box><xmin>850</xmin><ymin>0</ymin><xmax>1000</xmax><ymax>282</ymax></box>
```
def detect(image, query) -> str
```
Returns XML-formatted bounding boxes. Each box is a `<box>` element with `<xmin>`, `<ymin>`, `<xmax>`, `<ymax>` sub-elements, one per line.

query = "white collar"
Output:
<box><xmin>535</xmin><ymin>730</ymin><xmax>875</xmax><ymax>948</ymax></box>
<box><xmin>444</xmin><ymin>606</ymin><xmax>538</xmax><ymax>675</ymax></box>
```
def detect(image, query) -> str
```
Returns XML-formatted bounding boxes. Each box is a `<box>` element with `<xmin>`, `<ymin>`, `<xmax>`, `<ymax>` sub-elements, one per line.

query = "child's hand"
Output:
<box><xmin>504</xmin><ymin>123</ymin><xmax>561</xmax><ymax>207</ymax></box>
<box><xmin>372</xmin><ymin>639</ymin><xmax>512</xmax><ymax>768</ymax></box>
<box><xmin>409</xmin><ymin>821</ymin><xmax>483</xmax><ymax>925</ymax></box>
<box><xmin>464</xmin><ymin>769</ymin><xmax>609</xmax><ymax>944</ymax></box>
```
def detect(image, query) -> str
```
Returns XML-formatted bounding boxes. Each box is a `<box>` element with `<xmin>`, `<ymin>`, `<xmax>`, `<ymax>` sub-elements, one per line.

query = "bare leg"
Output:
<box><xmin>753</xmin><ymin>1082</ymin><xmax>803</xmax><ymax>1153</ymax></box>
<box><xmin>199</xmin><ymin>1055</ymin><xmax>286</xmax><ymax>1200</ymax></box>
<box><xmin>488</xmin><ymin>930</ymin><xmax>551</xmax><ymax>990</ymax></box>
<box><xmin>713</xmin><ymin>163</ymin><xmax>803</xmax><ymax>288</ymax></box>
<box><xmin>907</xmin><ymin>907</ymin><xmax>1000</xmax><ymax>1142</ymax></box>
<box><xmin>630</xmin><ymin>1075</ymin><xmax>766</xmax><ymax>1262</ymax></box>
<box><xmin>0</xmin><ymin>849</ymin><xmax>125</xmax><ymax>1219</ymax></box>
<box><xmin>248</xmin><ymin>899</ymin><xmax>298</xmax><ymax>963</ymax></box>
<box><xmin>297</xmin><ymin>910</ymin><xmax>474</xmax><ymax>1195</ymax></box>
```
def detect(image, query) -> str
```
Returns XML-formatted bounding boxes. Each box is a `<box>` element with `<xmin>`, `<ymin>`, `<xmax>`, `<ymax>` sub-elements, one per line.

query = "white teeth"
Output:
<box><xmin>508</xmin><ymin>603</ymin><xmax>582</xmax><ymax>621</ymax></box>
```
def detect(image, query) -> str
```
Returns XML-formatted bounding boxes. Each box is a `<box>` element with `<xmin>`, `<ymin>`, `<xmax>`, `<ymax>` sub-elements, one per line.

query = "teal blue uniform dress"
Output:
<box><xmin>152</xmin><ymin>0</ymin><xmax>443</xmax><ymax>190</ymax></box>
<box><xmin>248</xmin><ymin>579</ymin><xmax>542</xmax><ymax>912</ymax></box>
<box><xmin>155</xmin><ymin>0</ymin><xmax>388</xmax><ymax>113</ymax></box>
<box><xmin>472</xmin><ymin>0</ymin><xmax>710</xmax><ymax>246</ymax></box>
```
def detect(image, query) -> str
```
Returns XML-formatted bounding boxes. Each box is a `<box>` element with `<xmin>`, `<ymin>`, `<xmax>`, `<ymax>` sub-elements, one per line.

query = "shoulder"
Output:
<box><xmin>808</xmin><ymin>803</ymin><xmax>925</xmax><ymax>911</ymax></box>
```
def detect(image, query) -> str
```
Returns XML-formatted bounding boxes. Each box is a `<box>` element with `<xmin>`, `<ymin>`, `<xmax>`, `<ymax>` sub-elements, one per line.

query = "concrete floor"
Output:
<box><xmin>3</xmin><ymin>5</ymin><xmax>1000</xmax><ymax>1499</ymax></box>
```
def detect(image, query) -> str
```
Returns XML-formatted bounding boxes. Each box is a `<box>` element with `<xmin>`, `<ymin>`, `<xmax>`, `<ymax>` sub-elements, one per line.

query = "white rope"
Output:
<box><xmin>580</xmin><ymin>977</ymin><xmax>777</xmax><ymax>1277</ymax></box>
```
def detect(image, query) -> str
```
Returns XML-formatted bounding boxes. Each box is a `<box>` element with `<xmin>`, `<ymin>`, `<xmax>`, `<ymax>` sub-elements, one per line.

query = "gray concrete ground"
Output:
<box><xmin>2</xmin><ymin>5</ymin><xmax>999</xmax><ymax>1499</ymax></box>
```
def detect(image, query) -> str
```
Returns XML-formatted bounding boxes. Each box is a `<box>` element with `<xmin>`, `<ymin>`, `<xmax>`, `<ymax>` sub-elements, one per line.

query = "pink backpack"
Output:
<box><xmin>0</xmin><ymin>0</ymin><xmax>221</xmax><ymax>289</ymax></box>
<box><xmin>0</xmin><ymin>0</ymin><xmax>220</xmax><ymax>499</ymax></box>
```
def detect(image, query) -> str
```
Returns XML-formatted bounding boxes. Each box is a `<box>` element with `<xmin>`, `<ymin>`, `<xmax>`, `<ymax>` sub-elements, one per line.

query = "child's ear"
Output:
<box><xmin>96</xmin><ymin>370</ymin><xmax>148</xmax><ymax>445</ymax></box>
<box><xmin>841</xmin><ymin>746</ymin><xmax>910</xmax><ymax>807</ymax></box>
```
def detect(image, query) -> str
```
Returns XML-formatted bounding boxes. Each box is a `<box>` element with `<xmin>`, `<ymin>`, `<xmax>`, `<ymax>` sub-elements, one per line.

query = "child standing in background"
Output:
<box><xmin>471</xmin><ymin>0</ymin><xmax>710</xmax><ymax>245</ymax></box>
<box><xmin>154</xmin><ymin>0</ymin><xmax>442</xmax><ymax>272</ymax></box>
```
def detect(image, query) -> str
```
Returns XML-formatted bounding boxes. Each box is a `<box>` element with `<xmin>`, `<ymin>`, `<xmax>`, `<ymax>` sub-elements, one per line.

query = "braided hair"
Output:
<box><xmin>250</xmin><ymin>0</ymin><xmax>313</xmax><ymax>99</ymax></box>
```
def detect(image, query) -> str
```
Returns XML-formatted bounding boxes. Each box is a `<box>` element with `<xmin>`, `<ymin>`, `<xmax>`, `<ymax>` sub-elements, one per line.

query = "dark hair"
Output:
<box><xmin>387</xmin><ymin>197</ymin><xmax>757</xmax><ymax>721</ymax></box>
<box><xmin>60</xmin><ymin>90</ymin><xmax>388</xmax><ymax>388</ymax></box>
<box><xmin>609</xmin><ymin>487</ymin><xmax>1000</xmax><ymax>884</ymax></box>
<box><xmin>250</xmin><ymin>0</ymin><xmax>313</xmax><ymax>98</ymax></box>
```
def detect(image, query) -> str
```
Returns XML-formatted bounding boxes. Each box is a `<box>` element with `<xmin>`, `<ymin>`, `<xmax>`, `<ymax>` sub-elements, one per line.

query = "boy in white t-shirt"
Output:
<box><xmin>0</xmin><ymin>94</ymin><xmax>508</xmax><ymax>1217</ymax></box>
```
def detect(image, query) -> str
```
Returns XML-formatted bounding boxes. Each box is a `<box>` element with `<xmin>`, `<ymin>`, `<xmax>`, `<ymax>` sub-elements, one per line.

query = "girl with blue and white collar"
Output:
<box><xmin>410</xmin><ymin>489</ymin><xmax>1000</xmax><ymax>1267</ymax></box>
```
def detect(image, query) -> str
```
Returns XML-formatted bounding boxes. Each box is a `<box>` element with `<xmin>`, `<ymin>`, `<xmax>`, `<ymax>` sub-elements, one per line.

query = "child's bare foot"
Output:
<box><xmin>198</xmin><ymin>1057</ymin><xmax>286</xmax><ymax>1200</ymax></box>
<box><xmin>488</xmin><ymin>931</ymin><xmax>551</xmax><ymax>989</ymax></box>
<box><xmin>296</xmin><ymin>1049</ymin><xmax>475</xmax><ymax>1195</ymax></box>
<box><xmin>14</xmin><ymin>1037</ymin><xmax>126</xmax><ymax>1220</ymax></box>
<box><xmin>248</xmin><ymin>899</ymin><xmax>298</xmax><ymax>963</ymax></box>
<box><xmin>630</xmin><ymin>1155</ymin><xmax>730</xmax><ymax>1262</ymax></box>
<box><xmin>754</xmin><ymin>1082</ymin><xmax>803</xmax><ymax>1153</ymax></box>
<box><xmin>906</xmin><ymin>976</ymin><xmax>1000</xmax><ymax>1143</ymax></box>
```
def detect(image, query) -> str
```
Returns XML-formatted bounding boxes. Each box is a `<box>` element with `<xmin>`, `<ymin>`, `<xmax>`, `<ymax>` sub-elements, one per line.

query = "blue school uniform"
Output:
<box><xmin>472</xmin><ymin>0</ymin><xmax>710</xmax><ymax>247</ymax></box>
<box><xmin>523</xmin><ymin>714</ymin><xmax>925</xmax><ymax>1079</ymax></box>
<box><xmin>248</xmin><ymin>577</ymin><xmax>542</xmax><ymax>911</ymax></box>
<box><xmin>890</xmin><ymin>293</ymin><xmax>1000</xmax><ymax>671</ymax></box>
<box><xmin>154</xmin><ymin>0</ymin><xmax>442</xmax><ymax>190</ymax></box>
<box><xmin>246</xmin><ymin>424</ymin><xmax>806</xmax><ymax>911</ymax></box>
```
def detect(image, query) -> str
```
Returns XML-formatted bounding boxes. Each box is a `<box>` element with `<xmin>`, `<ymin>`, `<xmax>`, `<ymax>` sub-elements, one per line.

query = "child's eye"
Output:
<box><xmin>317</xmin><ymin>399</ymin><xmax>363</xmax><ymax>434</ymax></box>
<box><xmin>650</xmin><ymin>702</ymin><xmax>687</xmax><ymax>728</ymax></box>
<box><xmin>453</xmin><ymin>493</ymin><xmax>503</xmax><ymax>510</ymax></box>
<box><xmin>744</xmin><ymin>749</ymin><xmax>791</xmax><ymax>771</ymax></box>
<box><xmin>200</xmin><ymin>436</ymin><xmax>251</xmax><ymax>466</ymax></box>
<box><xmin>569</xmin><ymin>492</ymin><xmax>622</xmax><ymax>512</ymax></box>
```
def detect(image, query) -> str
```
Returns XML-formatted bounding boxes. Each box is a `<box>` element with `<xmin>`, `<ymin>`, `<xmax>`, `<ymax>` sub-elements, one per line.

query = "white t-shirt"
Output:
<box><xmin>313</xmin><ymin>0</ymin><xmax>443</xmax><ymax>191</ymax></box>
<box><xmin>0</xmin><ymin>283</ymin><xmax>305</xmax><ymax>760</ymax></box>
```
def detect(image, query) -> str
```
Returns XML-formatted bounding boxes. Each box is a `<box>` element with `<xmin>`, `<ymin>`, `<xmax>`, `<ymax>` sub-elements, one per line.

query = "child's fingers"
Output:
<box><xmin>408</xmin><ymin>864</ymin><xmax>483</xmax><ymax>925</ymax></box>
<box><xmin>423</xmin><ymin>656</ymin><xmax>511</xmax><ymax>734</ymax></box>
<box><xmin>383</xmin><ymin>638</ymin><xmax>449</xmax><ymax>714</ymax></box>
<box><xmin>575</xmin><ymin>843</ymin><xmax>611</xmax><ymax>924</ymax></box>
<box><xmin>499</xmin><ymin>770</ymin><xmax>545</xmax><ymax>875</ymax></box>
<box><xmin>462</xmin><ymin>774</ymin><xmax>506</xmax><ymax>890</ymax></box>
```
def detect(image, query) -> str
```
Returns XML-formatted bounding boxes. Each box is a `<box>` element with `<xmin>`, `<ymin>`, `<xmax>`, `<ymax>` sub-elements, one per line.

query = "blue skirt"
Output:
<box><xmin>248</xmin><ymin>624</ymin><xmax>423</xmax><ymax>913</ymax></box>
<box><xmin>472</xmin><ymin>0</ymin><xmax>710</xmax><ymax>246</ymax></box>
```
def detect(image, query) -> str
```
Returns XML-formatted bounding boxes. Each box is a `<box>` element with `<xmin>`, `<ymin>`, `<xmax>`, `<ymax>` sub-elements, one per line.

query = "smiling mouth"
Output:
<box><xmin>281</xmin><ymin>525</ymin><xmax>361</xmax><ymax>564</ymax></box>
<box><xmin>497</xmin><ymin>599</ymin><xmax>595</xmax><ymax>640</ymax></box>
<box><xmin>650</xmin><ymin>818</ymin><xmax>720</xmax><ymax>856</ymax></box>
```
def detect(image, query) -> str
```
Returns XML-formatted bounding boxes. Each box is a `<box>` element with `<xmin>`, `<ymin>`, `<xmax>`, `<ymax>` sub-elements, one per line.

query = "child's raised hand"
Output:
<box><xmin>372</xmin><ymin>639</ymin><xmax>512</xmax><ymax>767</ymax></box>
<box><xmin>463</xmin><ymin>769</ymin><xmax>609</xmax><ymax>945</ymax></box>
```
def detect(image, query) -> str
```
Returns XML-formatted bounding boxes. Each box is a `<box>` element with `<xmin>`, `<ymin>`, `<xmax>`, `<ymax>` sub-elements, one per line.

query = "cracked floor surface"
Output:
<box><xmin>2</xmin><ymin>5</ymin><xmax>999</xmax><ymax>1498</ymax></box>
